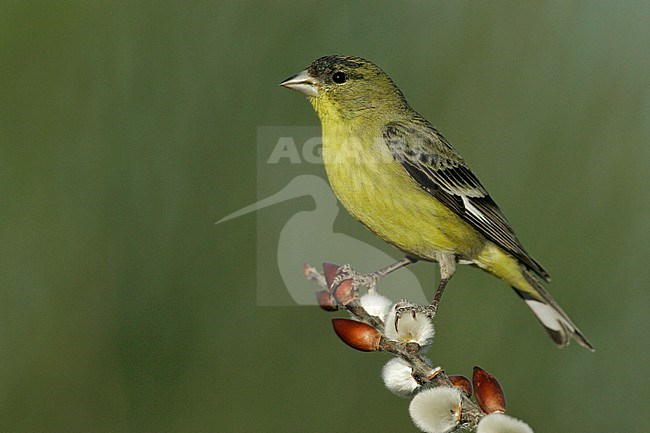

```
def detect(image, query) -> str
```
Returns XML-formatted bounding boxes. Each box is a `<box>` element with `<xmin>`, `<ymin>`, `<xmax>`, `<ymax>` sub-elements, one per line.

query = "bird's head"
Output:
<box><xmin>280</xmin><ymin>55</ymin><xmax>409</xmax><ymax>121</ymax></box>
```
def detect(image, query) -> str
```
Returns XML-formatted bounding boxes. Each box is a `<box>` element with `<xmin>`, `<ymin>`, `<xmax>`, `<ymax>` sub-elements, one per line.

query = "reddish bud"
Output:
<box><xmin>316</xmin><ymin>290</ymin><xmax>338</xmax><ymax>311</ymax></box>
<box><xmin>473</xmin><ymin>366</ymin><xmax>507</xmax><ymax>414</ymax></box>
<box><xmin>332</xmin><ymin>279</ymin><xmax>354</xmax><ymax>306</ymax></box>
<box><xmin>448</xmin><ymin>375</ymin><xmax>472</xmax><ymax>397</ymax></box>
<box><xmin>332</xmin><ymin>318</ymin><xmax>381</xmax><ymax>352</ymax></box>
<box><xmin>322</xmin><ymin>262</ymin><xmax>340</xmax><ymax>288</ymax></box>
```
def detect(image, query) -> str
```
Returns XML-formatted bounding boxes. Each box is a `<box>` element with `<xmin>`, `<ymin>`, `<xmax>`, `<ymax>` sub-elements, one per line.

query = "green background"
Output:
<box><xmin>2</xmin><ymin>1</ymin><xmax>649</xmax><ymax>432</ymax></box>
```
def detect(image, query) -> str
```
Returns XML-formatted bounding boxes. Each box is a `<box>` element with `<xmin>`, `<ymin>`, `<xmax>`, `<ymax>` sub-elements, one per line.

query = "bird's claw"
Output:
<box><xmin>332</xmin><ymin>264</ymin><xmax>380</xmax><ymax>294</ymax></box>
<box><xmin>393</xmin><ymin>299</ymin><xmax>435</xmax><ymax>331</ymax></box>
<box><xmin>331</xmin><ymin>263</ymin><xmax>354</xmax><ymax>290</ymax></box>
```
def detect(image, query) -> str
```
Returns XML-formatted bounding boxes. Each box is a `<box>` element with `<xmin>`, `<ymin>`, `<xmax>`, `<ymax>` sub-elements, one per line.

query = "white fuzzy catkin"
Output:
<box><xmin>358</xmin><ymin>292</ymin><xmax>393</xmax><ymax>321</ymax></box>
<box><xmin>409</xmin><ymin>387</ymin><xmax>462</xmax><ymax>433</ymax></box>
<box><xmin>477</xmin><ymin>413</ymin><xmax>534</xmax><ymax>433</ymax></box>
<box><xmin>381</xmin><ymin>357</ymin><xmax>420</xmax><ymax>397</ymax></box>
<box><xmin>384</xmin><ymin>305</ymin><xmax>434</xmax><ymax>347</ymax></box>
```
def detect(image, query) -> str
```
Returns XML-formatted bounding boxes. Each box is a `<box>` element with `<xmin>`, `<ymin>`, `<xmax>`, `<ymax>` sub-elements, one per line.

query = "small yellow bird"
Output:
<box><xmin>280</xmin><ymin>55</ymin><xmax>592</xmax><ymax>350</ymax></box>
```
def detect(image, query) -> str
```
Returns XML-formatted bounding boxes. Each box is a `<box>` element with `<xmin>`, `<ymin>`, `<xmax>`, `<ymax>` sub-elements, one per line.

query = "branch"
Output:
<box><xmin>304</xmin><ymin>262</ymin><xmax>533</xmax><ymax>433</ymax></box>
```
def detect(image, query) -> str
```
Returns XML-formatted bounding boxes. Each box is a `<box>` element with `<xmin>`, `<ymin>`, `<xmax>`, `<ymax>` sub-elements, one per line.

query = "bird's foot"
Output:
<box><xmin>354</xmin><ymin>272</ymin><xmax>380</xmax><ymax>294</ymax></box>
<box><xmin>331</xmin><ymin>264</ymin><xmax>380</xmax><ymax>294</ymax></box>
<box><xmin>393</xmin><ymin>299</ymin><xmax>436</xmax><ymax>331</ymax></box>
<box><xmin>330</xmin><ymin>257</ymin><xmax>416</xmax><ymax>295</ymax></box>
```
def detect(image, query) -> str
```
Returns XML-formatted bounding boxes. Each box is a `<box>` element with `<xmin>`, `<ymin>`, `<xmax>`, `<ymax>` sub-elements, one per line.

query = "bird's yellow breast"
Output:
<box><xmin>321</xmin><ymin>121</ymin><xmax>485</xmax><ymax>261</ymax></box>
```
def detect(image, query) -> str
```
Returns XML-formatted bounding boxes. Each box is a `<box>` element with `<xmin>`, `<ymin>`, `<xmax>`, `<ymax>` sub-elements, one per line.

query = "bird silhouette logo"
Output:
<box><xmin>217</xmin><ymin>174</ymin><xmax>426</xmax><ymax>306</ymax></box>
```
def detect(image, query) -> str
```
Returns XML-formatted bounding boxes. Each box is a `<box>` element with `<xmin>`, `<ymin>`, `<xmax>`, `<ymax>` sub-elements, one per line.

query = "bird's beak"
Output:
<box><xmin>279</xmin><ymin>69</ymin><xmax>319</xmax><ymax>97</ymax></box>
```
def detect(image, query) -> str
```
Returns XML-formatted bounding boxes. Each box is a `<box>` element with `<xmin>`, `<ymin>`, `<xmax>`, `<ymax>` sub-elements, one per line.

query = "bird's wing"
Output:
<box><xmin>383</xmin><ymin>121</ymin><xmax>550</xmax><ymax>281</ymax></box>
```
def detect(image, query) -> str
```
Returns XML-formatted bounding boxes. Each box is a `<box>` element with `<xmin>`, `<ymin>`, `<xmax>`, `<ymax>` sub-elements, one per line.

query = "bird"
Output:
<box><xmin>279</xmin><ymin>55</ymin><xmax>593</xmax><ymax>350</ymax></box>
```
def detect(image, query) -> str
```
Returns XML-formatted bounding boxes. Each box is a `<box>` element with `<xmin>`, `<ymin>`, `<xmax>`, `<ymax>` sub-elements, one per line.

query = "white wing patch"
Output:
<box><xmin>461</xmin><ymin>195</ymin><xmax>489</xmax><ymax>223</ymax></box>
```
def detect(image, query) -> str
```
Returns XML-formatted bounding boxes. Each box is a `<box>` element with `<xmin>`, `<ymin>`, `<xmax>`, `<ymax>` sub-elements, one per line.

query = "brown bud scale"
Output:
<box><xmin>322</xmin><ymin>262</ymin><xmax>340</xmax><ymax>288</ymax></box>
<box><xmin>332</xmin><ymin>318</ymin><xmax>381</xmax><ymax>352</ymax></box>
<box><xmin>316</xmin><ymin>290</ymin><xmax>338</xmax><ymax>311</ymax></box>
<box><xmin>472</xmin><ymin>366</ymin><xmax>507</xmax><ymax>414</ymax></box>
<box><xmin>332</xmin><ymin>279</ymin><xmax>354</xmax><ymax>306</ymax></box>
<box><xmin>448</xmin><ymin>375</ymin><xmax>472</xmax><ymax>397</ymax></box>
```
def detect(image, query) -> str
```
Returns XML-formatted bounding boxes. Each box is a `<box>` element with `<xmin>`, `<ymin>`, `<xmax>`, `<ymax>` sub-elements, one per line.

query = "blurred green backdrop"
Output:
<box><xmin>1</xmin><ymin>1</ymin><xmax>649</xmax><ymax>432</ymax></box>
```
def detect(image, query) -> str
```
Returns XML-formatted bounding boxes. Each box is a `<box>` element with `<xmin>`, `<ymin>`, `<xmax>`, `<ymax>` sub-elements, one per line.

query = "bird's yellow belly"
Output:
<box><xmin>322</xmin><ymin>129</ymin><xmax>485</xmax><ymax>261</ymax></box>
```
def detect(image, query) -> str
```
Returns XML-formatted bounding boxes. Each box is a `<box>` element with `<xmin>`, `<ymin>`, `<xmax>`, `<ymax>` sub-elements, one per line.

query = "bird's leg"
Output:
<box><xmin>427</xmin><ymin>253</ymin><xmax>457</xmax><ymax>316</ymax></box>
<box><xmin>354</xmin><ymin>256</ymin><xmax>417</xmax><ymax>294</ymax></box>
<box><xmin>428</xmin><ymin>277</ymin><xmax>450</xmax><ymax>317</ymax></box>
<box><xmin>375</xmin><ymin>256</ymin><xmax>418</xmax><ymax>279</ymax></box>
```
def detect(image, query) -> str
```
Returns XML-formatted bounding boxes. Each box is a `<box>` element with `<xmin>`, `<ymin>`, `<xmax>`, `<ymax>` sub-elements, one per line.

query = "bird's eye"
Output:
<box><xmin>332</xmin><ymin>71</ymin><xmax>346</xmax><ymax>84</ymax></box>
